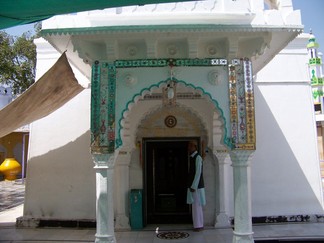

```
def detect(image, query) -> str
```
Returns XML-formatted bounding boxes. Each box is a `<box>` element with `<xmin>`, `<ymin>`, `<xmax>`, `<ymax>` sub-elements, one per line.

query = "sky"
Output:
<box><xmin>293</xmin><ymin>0</ymin><xmax>324</xmax><ymax>53</ymax></box>
<box><xmin>3</xmin><ymin>0</ymin><xmax>324</xmax><ymax>54</ymax></box>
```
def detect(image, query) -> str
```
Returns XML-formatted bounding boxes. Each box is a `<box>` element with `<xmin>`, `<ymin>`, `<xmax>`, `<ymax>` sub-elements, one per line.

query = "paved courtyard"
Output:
<box><xmin>0</xmin><ymin>179</ymin><xmax>25</xmax><ymax>212</ymax></box>
<box><xmin>2</xmin><ymin>179</ymin><xmax>324</xmax><ymax>242</ymax></box>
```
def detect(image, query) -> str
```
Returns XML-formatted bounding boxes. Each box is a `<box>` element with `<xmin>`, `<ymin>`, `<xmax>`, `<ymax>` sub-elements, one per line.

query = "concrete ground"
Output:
<box><xmin>2</xmin><ymin>180</ymin><xmax>324</xmax><ymax>242</ymax></box>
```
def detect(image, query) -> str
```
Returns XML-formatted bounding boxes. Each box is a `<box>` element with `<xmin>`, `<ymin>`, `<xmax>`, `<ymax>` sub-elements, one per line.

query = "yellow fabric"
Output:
<box><xmin>0</xmin><ymin>53</ymin><xmax>84</xmax><ymax>138</ymax></box>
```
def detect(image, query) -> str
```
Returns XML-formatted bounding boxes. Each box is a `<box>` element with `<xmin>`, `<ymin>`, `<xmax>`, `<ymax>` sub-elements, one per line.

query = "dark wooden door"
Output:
<box><xmin>145</xmin><ymin>139</ymin><xmax>191</xmax><ymax>224</ymax></box>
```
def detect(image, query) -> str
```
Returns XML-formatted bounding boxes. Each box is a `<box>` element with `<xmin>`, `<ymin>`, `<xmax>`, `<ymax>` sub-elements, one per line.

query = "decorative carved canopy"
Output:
<box><xmin>41</xmin><ymin>0</ymin><xmax>303</xmax><ymax>78</ymax></box>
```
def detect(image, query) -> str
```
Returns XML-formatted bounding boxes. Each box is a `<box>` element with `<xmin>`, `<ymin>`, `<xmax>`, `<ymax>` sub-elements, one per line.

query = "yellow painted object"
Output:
<box><xmin>0</xmin><ymin>158</ymin><xmax>21</xmax><ymax>180</ymax></box>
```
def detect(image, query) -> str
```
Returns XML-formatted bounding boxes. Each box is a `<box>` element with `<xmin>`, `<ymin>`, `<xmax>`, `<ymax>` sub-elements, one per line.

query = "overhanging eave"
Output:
<box><xmin>41</xmin><ymin>24</ymin><xmax>303</xmax><ymax>77</ymax></box>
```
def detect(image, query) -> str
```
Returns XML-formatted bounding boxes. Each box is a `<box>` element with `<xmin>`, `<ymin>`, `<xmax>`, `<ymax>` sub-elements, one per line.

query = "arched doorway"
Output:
<box><xmin>132</xmin><ymin>100</ymin><xmax>215</xmax><ymax>225</ymax></box>
<box><xmin>111</xmin><ymin>77</ymin><xmax>232</xmax><ymax>226</ymax></box>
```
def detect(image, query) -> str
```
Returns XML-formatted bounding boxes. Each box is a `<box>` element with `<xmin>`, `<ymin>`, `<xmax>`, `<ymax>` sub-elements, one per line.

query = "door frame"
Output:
<box><xmin>143</xmin><ymin>137</ymin><xmax>200</xmax><ymax>225</ymax></box>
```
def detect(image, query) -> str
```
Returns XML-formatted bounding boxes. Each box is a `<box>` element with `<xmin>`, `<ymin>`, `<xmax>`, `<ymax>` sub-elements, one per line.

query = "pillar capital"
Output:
<box><xmin>92</xmin><ymin>153</ymin><xmax>116</xmax><ymax>169</ymax></box>
<box><xmin>214</xmin><ymin>150</ymin><xmax>230</xmax><ymax>164</ymax></box>
<box><xmin>230</xmin><ymin>150</ymin><xmax>254</xmax><ymax>167</ymax></box>
<box><xmin>116</xmin><ymin>149</ymin><xmax>132</xmax><ymax>166</ymax></box>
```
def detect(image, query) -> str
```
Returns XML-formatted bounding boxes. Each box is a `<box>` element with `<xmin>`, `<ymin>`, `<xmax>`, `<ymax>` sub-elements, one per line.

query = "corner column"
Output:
<box><xmin>93</xmin><ymin>154</ymin><xmax>116</xmax><ymax>243</ymax></box>
<box><xmin>91</xmin><ymin>60</ymin><xmax>117</xmax><ymax>243</ymax></box>
<box><xmin>230</xmin><ymin>150</ymin><xmax>254</xmax><ymax>243</ymax></box>
<box><xmin>214</xmin><ymin>151</ymin><xmax>231</xmax><ymax>227</ymax></box>
<box><xmin>115</xmin><ymin>152</ymin><xmax>131</xmax><ymax>230</ymax></box>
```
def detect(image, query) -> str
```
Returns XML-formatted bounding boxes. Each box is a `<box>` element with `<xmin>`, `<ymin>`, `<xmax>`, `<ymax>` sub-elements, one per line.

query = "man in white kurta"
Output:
<box><xmin>187</xmin><ymin>140</ymin><xmax>206</xmax><ymax>231</ymax></box>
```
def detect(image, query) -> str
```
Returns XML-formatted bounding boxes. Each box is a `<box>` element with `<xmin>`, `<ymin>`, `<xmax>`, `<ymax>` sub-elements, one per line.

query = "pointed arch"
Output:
<box><xmin>135</xmin><ymin>102</ymin><xmax>209</xmax><ymax>140</ymax></box>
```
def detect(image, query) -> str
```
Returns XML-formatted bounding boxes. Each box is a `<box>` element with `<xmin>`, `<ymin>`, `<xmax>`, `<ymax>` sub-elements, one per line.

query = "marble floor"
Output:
<box><xmin>2</xmin><ymin>180</ymin><xmax>324</xmax><ymax>242</ymax></box>
<box><xmin>2</xmin><ymin>204</ymin><xmax>324</xmax><ymax>243</ymax></box>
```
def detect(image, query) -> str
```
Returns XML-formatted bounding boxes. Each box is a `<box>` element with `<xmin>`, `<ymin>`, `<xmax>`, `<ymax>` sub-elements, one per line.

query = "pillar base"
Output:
<box><xmin>215</xmin><ymin>212</ymin><xmax>231</xmax><ymax>228</ymax></box>
<box><xmin>115</xmin><ymin>214</ymin><xmax>131</xmax><ymax>230</ymax></box>
<box><xmin>95</xmin><ymin>233</ymin><xmax>116</xmax><ymax>243</ymax></box>
<box><xmin>232</xmin><ymin>231</ymin><xmax>254</xmax><ymax>243</ymax></box>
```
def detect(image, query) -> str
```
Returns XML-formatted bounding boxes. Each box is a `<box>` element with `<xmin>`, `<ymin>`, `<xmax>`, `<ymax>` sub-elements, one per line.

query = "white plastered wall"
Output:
<box><xmin>252</xmin><ymin>34</ymin><xmax>324</xmax><ymax>216</ymax></box>
<box><xmin>24</xmin><ymin>39</ymin><xmax>95</xmax><ymax>220</ymax></box>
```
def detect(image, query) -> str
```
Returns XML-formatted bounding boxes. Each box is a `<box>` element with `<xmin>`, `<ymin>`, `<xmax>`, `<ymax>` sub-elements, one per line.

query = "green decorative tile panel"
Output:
<box><xmin>91</xmin><ymin>61</ymin><xmax>116</xmax><ymax>154</ymax></box>
<box><xmin>309</xmin><ymin>58</ymin><xmax>322</xmax><ymax>65</ymax></box>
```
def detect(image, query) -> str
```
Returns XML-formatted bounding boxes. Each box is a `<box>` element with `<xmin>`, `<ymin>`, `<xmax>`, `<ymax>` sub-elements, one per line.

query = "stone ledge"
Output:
<box><xmin>16</xmin><ymin>216</ymin><xmax>96</xmax><ymax>228</ymax></box>
<box><xmin>230</xmin><ymin>215</ymin><xmax>324</xmax><ymax>225</ymax></box>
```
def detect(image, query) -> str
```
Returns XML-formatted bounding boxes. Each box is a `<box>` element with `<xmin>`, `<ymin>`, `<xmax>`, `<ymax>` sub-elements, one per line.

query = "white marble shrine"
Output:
<box><xmin>19</xmin><ymin>1</ymin><xmax>324</xmax><ymax>243</ymax></box>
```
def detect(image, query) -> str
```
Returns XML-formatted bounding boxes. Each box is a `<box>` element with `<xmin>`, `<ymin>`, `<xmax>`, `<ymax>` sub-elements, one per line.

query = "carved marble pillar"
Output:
<box><xmin>230</xmin><ymin>150</ymin><xmax>254</xmax><ymax>243</ymax></box>
<box><xmin>214</xmin><ymin>151</ymin><xmax>231</xmax><ymax>228</ymax></box>
<box><xmin>91</xmin><ymin>60</ymin><xmax>117</xmax><ymax>242</ymax></box>
<box><xmin>93</xmin><ymin>154</ymin><xmax>116</xmax><ymax>243</ymax></box>
<box><xmin>115</xmin><ymin>152</ymin><xmax>131</xmax><ymax>230</ymax></box>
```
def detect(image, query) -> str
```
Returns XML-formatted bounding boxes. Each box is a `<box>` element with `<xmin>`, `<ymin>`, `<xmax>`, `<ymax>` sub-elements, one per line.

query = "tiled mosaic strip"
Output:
<box><xmin>114</xmin><ymin>58</ymin><xmax>228</xmax><ymax>68</ymax></box>
<box><xmin>229</xmin><ymin>59</ymin><xmax>256</xmax><ymax>150</ymax></box>
<box><xmin>91</xmin><ymin>61</ymin><xmax>116</xmax><ymax>154</ymax></box>
<box><xmin>229</xmin><ymin>65</ymin><xmax>238</xmax><ymax>146</ymax></box>
<box><xmin>243</xmin><ymin>59</ymin><xmax>256</xmax><ymax>146</ymax></box>
<box><xmin>90</xmin><ymin>61</ymin><xmax>101</xmax><ymax>150</ymax></box>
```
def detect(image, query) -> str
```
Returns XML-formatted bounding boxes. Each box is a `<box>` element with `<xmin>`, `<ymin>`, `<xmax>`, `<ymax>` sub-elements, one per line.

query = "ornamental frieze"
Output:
<box><xmin>91</xmin><ymin>57</ymin><xmax>256</xmax><ymax>154</ymax></box>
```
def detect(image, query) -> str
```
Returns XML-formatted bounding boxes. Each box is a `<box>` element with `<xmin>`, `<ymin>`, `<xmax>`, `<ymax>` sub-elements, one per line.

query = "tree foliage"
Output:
<box><xmin>0</xmin><ymin>25</ymin><xmax>38</xmax><ymax>95</ymax></box>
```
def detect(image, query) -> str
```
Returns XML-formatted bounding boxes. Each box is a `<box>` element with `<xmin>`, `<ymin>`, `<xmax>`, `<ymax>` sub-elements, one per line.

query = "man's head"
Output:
<box><xmin>188</xmin><ymin>140</ymin><xmax>198</xmax><ymax>153</ymax></box>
